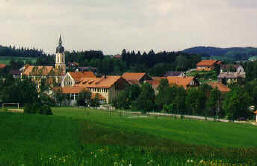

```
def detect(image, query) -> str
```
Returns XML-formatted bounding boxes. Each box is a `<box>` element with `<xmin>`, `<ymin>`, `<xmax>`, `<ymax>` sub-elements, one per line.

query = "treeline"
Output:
<box><xmin>244</xmin><ymin>60</ymin><xmax>257</xmax><ymax>82</ymax></box>
<box><xmin>0</xmin><ymin>45</ymin><xmax>47</xmax><ymax>57</ymax></box>
<box><xmin>62</xmin><ymin>49</ymin><xmax>201</xmax><ymax>76</ymax></box>
<box><xmin>113</xmin><ymin>79</ymin><xmax>257</xmax><ymax>120</ymax></box>
<box><xmin>0</xmin><ymin>76</ymin><xmax>53</xmax><ymax>115</ymax></box>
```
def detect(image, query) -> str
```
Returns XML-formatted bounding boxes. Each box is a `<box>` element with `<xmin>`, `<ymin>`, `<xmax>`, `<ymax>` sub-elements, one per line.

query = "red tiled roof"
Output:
<box><xmin>167</xmin><ymin>76</ymin><xmax>195</xmax><ymax>89</ymax></box>
<box><xmin>0</xmin><ymin>64</ymin><xmax>7</xmax><ymax>69</ymax></box>
<box><xmin>197</xmin><ymin>60</ymin><xmax>218</xmax><ymax>67</ymax></box>
<box><xmin>23</xmin><ymin>66</ymin><xmax>54</xmax><ymax>76</ymax></box>
<box><xmin>56</xmin><ymin>86</ymin><xmax>87</xmax><ymax>94</ymax></box>
<box><xmin>122</xmin><ymin>72</ymin><xmax>146</xmax><ymax>81</ymax></box>
<box><xmin>79</xmin><ymin>76</ymin><xmax>126</xmax><ymax>88</ymax></box>
<box><xmin>69</xmin><ymin>71</ymin><xmax>96</xmax><ymax>82</ymax></box>
<box><xmin>208</xmin><ymin>82</ymin><xmax>230</xmax><ymax>93</ymax></box>
<box><xmin>146</xmin><ymin>77</ymin><xmax>167</xmax><ymax>89</ymax></box>
<box><xmin>114</xmin><ymin>54</ymin><xmax>122</xmax><ymax>59</ymax></box>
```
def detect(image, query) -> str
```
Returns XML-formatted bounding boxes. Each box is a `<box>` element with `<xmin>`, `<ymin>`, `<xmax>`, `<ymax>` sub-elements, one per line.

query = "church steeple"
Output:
<box><xmin>55</xmin><ymin>35</ymin><xmax>66</xmax><ymax>74</ymax></box>
<box><xmin>56</xmin><ymin>35</ymin><xmax>64</xmax><ymax>53</ymax></box>
<box><xmin>59</xmin><ymin>35</ymin><xmax>62</xmax><ymax>46</ymax></box>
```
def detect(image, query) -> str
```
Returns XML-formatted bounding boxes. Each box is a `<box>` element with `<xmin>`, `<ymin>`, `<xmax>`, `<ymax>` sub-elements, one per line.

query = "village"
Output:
<box><xmin>1</xmin><ymin>0</ymin><xmax>257</xmax><ymax>164</ymax></box>
<box><xmin>1</xmin><ymin>36</ymin><xmax>256</xmax><ymax>123</ymax></box>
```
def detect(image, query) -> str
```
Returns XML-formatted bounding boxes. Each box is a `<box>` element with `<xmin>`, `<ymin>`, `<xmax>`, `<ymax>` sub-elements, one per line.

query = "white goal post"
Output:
<box><xmin>2</xmin><ymin>103</ymin><xmax>20</xmax><ymax>109</ymax></box>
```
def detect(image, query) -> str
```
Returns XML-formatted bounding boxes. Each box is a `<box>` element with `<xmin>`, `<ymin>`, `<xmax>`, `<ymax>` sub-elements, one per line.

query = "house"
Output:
<box><xmin>67</xmin><ymin>62</ymin><xmax>79</xmax><ymax>71</ymax></box>
<box><xmin>78</xmin><ymin>66</ymin><xmax>97</xmax><ymax>72</ymax></box>
<box><xmin>196</xmin><ymin>60</ymin><xmax>222</xmax><ymax>71</ymax></box>
<box><xmin>0</xmin><ymin>64</ymin><xmax>7</xmax><ymax>70</ymax></box>
<box><xmin>207</xmin><ymin>82</ymin><xmax>230</xmax><ymax>93</ymax></box>
<box><xmin>220</xmin><ymin>64</ymin><xmax>245</xmax><ymax>74</ymax></box>
<box><xmin>113</xmin><ymin>54</ymin><xmax>122</xmax><ymax>59</ymax></box>
<box><xmin>167</xmin><ymin>76</ymin><xmax>199</xmax><ymax>89</ymax></box>
<box><xmin>218</xmin><ymin>65</ymin><xmax>245</xmax><ymax>85</ymax></box>
<box><xmin>122</xmin><ymin>72</ymin><xmax>152</xmax><ymax>85</ymax></box>
<box><xmin>164</xmin><ymin>71</ymin><xmax>185</xmax><ymax>77</ymax></box>
<box><xmin>61</xmin><ymin>71</ymin><xmax>96</xmax><ymax>87</ymax></box>
<box><xmin>61</xmin><ymin>76</ymin><xmax>129</xmax><ymax>105</ymax></box>
<box><xmin>146</xmin><ymin>77</ymin><xmax>166</xmax><ymax>93</ymax></box>
<box><xmin>218</xmin><ymin>73</ymin><xmax>245</xmax><ymax>85</ymax></box>
<box><xmin>22</xmin><ymin>65</ymin><xmax>64</xmax><ymax>88</ymax></box>
<box><xmin>9</xmin><ymin>69</ymin><xmax>21</xmax><ymax>78</ymax></box>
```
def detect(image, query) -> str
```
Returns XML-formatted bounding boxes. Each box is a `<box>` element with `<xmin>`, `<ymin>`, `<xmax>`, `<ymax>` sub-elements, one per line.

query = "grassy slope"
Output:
<box><xmin>53</xmin><ymin>107</ymin><xmax>257</xmax><ymax>148</ymax></box>
<box><xmin>1</xmin><ymin>108</ymin><xmax>257</xmax><ymax>165</ymax></box>
<box><xmin>0</xmin><ymin>112</ymin><xmax>80</xmax><ymax>164</ymax></box>
<box><xmin>0</xmin><ymin>56</ymin><xmax>37</xmax><ymax>65</ymax></box>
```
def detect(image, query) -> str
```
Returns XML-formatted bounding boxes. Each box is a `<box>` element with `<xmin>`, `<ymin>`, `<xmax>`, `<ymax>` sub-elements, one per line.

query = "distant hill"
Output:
<box><xmin>183</xmin><ymin>46</ymin><xmax>257</xmax><ymax>61</ymax></box>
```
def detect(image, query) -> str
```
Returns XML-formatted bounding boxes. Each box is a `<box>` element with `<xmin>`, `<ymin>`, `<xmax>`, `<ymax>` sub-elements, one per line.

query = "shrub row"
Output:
<box><xmin>24</xmin><ymin>103</ymin><xmax>52</xmax><ymax>115</ymax></box>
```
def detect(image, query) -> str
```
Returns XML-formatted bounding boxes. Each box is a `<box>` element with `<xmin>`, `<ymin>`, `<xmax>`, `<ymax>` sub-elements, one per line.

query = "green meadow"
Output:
<box><xmin>0</xmin><ymin>56</ymin><xmax>37</xmax><ymax>65</ymax></box>
<box><xmin>0</xmin><ymin>107</ymin><xmax>257</xmax><ymax>166</ymax></box>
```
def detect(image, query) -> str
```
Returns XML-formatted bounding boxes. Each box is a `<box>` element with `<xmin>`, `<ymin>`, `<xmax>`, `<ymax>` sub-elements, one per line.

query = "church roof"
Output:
<box><xmin>23</xmin><ymin>65</ymin><xmax>54</xmax><ymax>76</ymax></box>
<box><xmin>56</xmin><ymin>35</ymin><xmax>64</xmax><ymax>53</ymax></box>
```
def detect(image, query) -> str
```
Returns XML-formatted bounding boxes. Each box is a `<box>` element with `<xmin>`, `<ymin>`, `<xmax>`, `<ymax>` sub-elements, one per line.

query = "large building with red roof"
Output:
<box><xmin>196</xmin><ymin>60</ymin><xmax>222</xmax><ymax>71</ymax></box>
<box><xmin>60</xmin><ymin>75</ymin><xmax>129</xmax><ymax>104</ymax></box>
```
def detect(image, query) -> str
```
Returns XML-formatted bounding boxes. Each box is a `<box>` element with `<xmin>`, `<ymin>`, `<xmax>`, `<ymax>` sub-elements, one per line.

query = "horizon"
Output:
<box><xmin>1</xmin><ymin>0</ymin><xmax>257</xmax><ymax>55</ymax></box>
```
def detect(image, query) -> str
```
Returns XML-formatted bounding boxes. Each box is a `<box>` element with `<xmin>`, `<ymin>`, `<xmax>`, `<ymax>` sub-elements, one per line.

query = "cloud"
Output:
<box><xmin>0</xmin><ymin>0</ymin><xmax>256</xmax><ymax>54</ymax></box>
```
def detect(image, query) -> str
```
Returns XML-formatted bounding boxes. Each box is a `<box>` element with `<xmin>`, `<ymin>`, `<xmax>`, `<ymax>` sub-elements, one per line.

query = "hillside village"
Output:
<box><xmin>0</xmin><ymin>37</ymin><xmax>257</xmax><ymax>122</ymax></box>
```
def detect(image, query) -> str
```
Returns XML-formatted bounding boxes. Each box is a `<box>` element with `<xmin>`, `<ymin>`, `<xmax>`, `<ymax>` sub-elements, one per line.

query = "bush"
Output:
<box><xmin>24</xmin><ymin>103</ymin><xmax>52</xmax><ymax>115</ymax></box>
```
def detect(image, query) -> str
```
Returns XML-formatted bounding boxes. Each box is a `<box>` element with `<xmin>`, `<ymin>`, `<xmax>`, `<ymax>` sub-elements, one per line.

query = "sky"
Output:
<box><xmin>0</xmin><ymin>0</ymin><xmax>257</xmax><ymax>55</ymax></box>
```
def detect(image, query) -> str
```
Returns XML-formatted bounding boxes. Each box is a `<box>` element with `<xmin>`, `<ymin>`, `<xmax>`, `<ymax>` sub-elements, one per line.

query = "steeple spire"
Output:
<box><xmin>59</xmin><ymin>35</ymin><xmax>62</xmax><ymax>46</ymax></box>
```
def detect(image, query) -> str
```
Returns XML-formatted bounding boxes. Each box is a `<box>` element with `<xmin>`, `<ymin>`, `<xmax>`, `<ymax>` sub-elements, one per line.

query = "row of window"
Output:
<box><xmin>89</xmin><ymin>88</ymin><xmax>108</xmax><ymax>93</ymax></box>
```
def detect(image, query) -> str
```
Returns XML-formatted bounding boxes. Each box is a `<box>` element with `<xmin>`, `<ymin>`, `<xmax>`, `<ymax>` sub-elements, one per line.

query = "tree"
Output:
<box><xmin>77</xmin><ymin>90</ymin><xmax>92</xmax><ymax>106</ymax></box>
<box><xmin>55</xmin><ymin>89</ymin><xmax>65</xmax><ymax>106</ymax></box>
<box><xmin>112</xmin><ymin>84</ymin><xmax>140</xmax><ymax>109</ymax></box>
<box><xmin>223</xmin><ymin>88</ymin><xmax>252</xmax><ymax>120</ymax></box>
<box><xmin>132</xmin><ymin>83</ymin><xmax>155</xmax><ymax>113</ymax></box>
<box><xmin>207</xmin><ymin>88</ymin><xmax>221</xmax><ymax>118</ymax></box>
<box><xmin>155</xmin><ymin>79</ymin><xmax>174</xmax><ymax>111</ymax></box>
<box><xmin>186</xmin><ymin>88</ymin><xmax>206</xmax><ymax>115</ymax></box>
<box><xmin>172</xmin><ymin>86</ymin><xmax>187</xmax><ymax>115</ymax></box>
<box><xmin>90</xmin><ymin>94</ymin><xmax>100</xmax><ymax>107</ymax></box>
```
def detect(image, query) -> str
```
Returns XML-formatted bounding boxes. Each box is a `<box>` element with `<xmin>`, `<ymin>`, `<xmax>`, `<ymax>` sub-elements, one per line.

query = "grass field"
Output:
<box><xmin>0</xmin><ymin>56</ymin><xmax>37</xmax><ymax>65</ymax></box>
<box><xmin>0</xmin><ymin>107</ymin><xmax>257</xmax><ymax>165</ymax></box>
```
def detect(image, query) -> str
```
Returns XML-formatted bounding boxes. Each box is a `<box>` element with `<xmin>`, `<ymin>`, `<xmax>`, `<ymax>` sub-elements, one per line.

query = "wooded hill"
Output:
<box><xmin>183</xmin><ymin>46</ymin><xmax>257</xmax><ymax>61</ymax></box>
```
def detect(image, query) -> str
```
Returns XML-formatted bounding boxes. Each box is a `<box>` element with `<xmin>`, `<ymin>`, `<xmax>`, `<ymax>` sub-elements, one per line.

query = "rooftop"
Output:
<box><xmin>197</xmin><ymin>60</ymin><xmax>219</xmax><ymax>67</ymax></box>
<box><xmin>208</xmin><ymin>82</ymin><xmax>230</xmax><ymax>93</ymax></box>
<box><xmin>122</xmin><ymin>72</ymin><xmax>146</xmax><ymax>81</ymax></box>
<box><xmin>69</xmin><ymin>71</ymin><xmax>96</xmax><ymax>82</ymax></box>
<box><xmin>167</xmin><ymin>76</ymin><xmax>195</xmax><ymax>89</ymax></box>
<box><xmin>79</xmin><ymin>76</ymin><xmax>125</xmax><ymax>88</ymax></box>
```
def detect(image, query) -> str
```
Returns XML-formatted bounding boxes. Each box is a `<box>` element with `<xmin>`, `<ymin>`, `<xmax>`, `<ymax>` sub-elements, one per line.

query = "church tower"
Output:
<box><xmin>55</xmin><ymin>35</ymin><xmax>66</xmax><ymax>74</ymax></box>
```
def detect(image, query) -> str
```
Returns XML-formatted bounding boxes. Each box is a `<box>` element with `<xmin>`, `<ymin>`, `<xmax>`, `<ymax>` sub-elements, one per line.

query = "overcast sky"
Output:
<box><xmin>0</xmin><ymin>0</ymin><xmax>257</xmax><ymax>54</ymax></box>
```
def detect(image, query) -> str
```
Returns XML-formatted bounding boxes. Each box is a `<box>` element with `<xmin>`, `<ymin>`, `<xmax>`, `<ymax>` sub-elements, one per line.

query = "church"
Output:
<box><xmin>21</xmin><ymin>36</ymin><xmax>130</xmax><ymax>105</ymax></box>
<box><xmin>22</xmin><ymin>36</ymin><xmax>67</xmax><ymax>88</ymax></box>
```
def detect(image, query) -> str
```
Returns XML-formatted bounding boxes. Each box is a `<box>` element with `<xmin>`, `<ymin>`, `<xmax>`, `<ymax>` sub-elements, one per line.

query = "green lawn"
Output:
<box><xmin>0</xmin><ymin>56</ymin><xmax>37</xmax><ymax>65</ymax></box>
<box><xmin>53</xmin><ymin>107</ymin><xmax>257</xmax><ymax>148</ymax></box>
<box><xmin>0</xmin><ymin>107</ymin><xmax>257</xmax><ymax>165</ymax></box>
